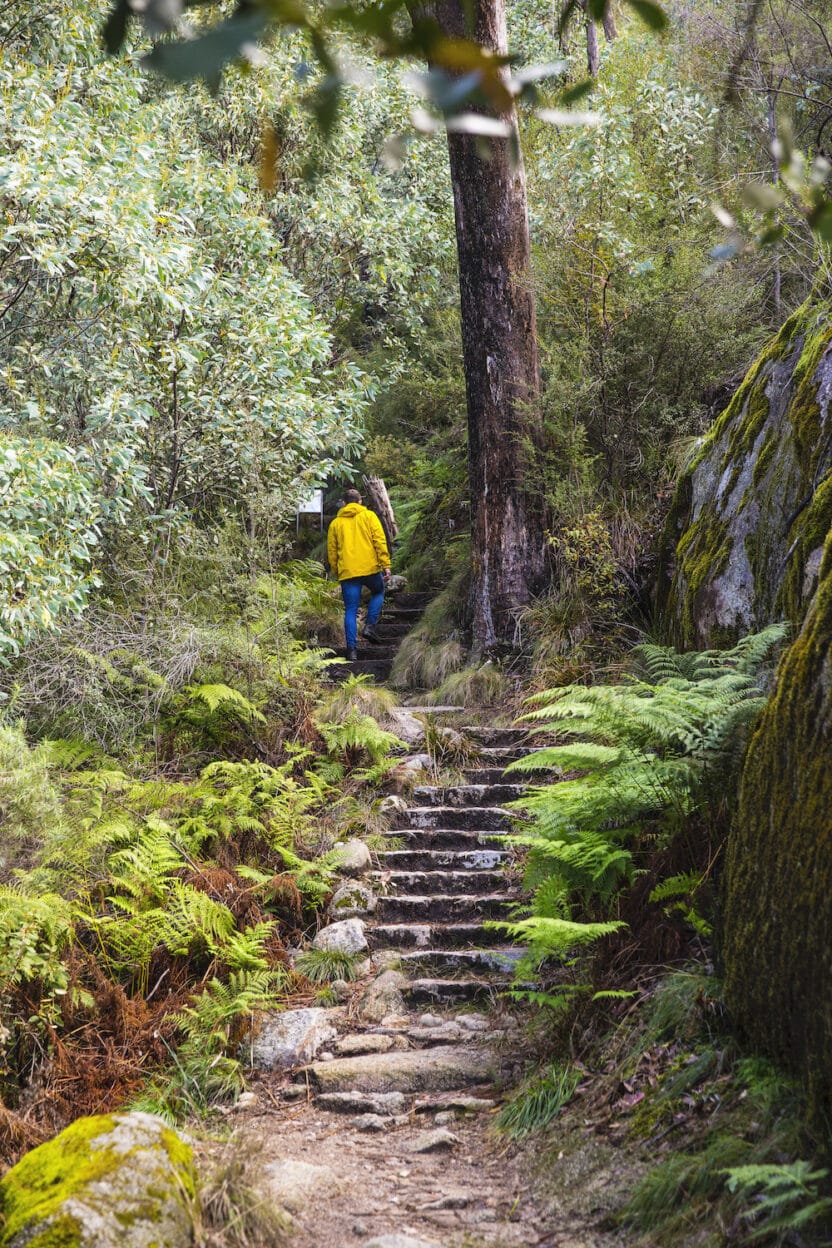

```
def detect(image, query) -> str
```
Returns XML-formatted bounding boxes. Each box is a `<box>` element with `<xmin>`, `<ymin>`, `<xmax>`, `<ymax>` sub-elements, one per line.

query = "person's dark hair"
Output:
<box><xmin>343</xmin><ymin>487</ymin><xmax>362</xmax><ymax>504</ymax></box>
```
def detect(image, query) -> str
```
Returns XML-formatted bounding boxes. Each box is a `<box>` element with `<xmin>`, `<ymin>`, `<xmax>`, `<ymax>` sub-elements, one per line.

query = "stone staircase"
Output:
<box><xmin>369</xmin><ymin>725</ymin><xmax>535</xmax><ymax>1009</ymax></box>
<box><xmin>327</xmin><ymin>590</ymin><xmax>432</xmax><ymax>683</ymax></box>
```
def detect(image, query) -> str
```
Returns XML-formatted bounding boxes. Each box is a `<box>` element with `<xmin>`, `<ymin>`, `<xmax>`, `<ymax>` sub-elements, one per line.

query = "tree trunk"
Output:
<box><xmin>430</xmin><ymin>0</ymin><xmax>547</xmax><ymax>653</ymax></box>
<box><xmin>601</xmin><ymin>1</ymin><xmax>617</xmax><ymax>43</ymax></box>
<box><xmin>584</xmin><ymin>1</ymin><xmax>600</xmax><ymax>76</ymax></box>
<box><xmin>361</xmin><ymin>473</ymin><xmax>398</xmax><ymax>555</ymax></box>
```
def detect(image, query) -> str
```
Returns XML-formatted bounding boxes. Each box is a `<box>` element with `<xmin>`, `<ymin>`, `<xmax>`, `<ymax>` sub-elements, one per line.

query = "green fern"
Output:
<box><xmin>501</xmin><ymin>627</ymin><xmax>786</xmax><ymax>1003</ymax></box>
<box><xmin>722</xmin><ymin>1162</ymin><xmax>832</xmax><ymax>1242</ymax></box>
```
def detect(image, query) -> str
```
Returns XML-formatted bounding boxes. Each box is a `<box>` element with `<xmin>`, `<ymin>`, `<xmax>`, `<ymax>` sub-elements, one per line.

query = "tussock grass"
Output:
<box><xmin>497</xmin><ymin>1064</ymin><xmax>580</xmax><ymax>1138</ymax></box>
<box><xmin>426</xmin><ymin>664</ymin><xmax>508</xmax><ymax>707</ymax></box>
<box><xmin>294</xmin><ymin>947</ymin><xmax>361</xmax><ymax>984</ymax></box>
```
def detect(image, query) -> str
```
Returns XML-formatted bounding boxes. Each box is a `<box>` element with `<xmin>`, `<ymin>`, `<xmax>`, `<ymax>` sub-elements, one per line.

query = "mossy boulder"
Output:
<box><xmin>0</xmin><ymin>1112</ymin><xmax>197</xmax><ymax>1248</ymax></box>
<box><xmin>659</xmin><ymin>296</ymin><xmax>832</xmax><ymax>646</ymax></box>
<box><xmin>722</xmin><ymin>532</ymin><xmax>832</xmax><ymax>1117</ymax></box>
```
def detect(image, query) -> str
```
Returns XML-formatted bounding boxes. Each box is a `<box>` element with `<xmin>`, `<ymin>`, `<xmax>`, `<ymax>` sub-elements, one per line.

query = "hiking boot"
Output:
<box><xmin>346</xmin><ymin>647</ymin><xmax>359</xmax><ymax>661</ymax></box>
<box><xmin>361</xmin><ymin>624</ymin><xmax>382</xmax><ymax>644</ymax></box>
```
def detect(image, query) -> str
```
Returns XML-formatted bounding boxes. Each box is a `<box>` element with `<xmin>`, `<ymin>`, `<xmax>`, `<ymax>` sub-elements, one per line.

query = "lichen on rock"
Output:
<box><xmin>658</xmin><ymin>296</ymin><xmax>832</xmax><ymax>646</ymax></box>
<box><xmin>0</xmin><ymin>1111</ymin><xmax>197</xmax><ymax>1248</ymax></box>
<box><xmin>723</xmin><ymin>529</ymin><xmax>832</xmax><ymax>1120</ymax></box>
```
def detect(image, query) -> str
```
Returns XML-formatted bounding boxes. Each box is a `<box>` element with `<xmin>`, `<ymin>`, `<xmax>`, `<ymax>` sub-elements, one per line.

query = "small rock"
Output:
<box><xmin>353</xmin><ymin>1220</ymin><xmax>370</xmax><ymax>1237</ymax></box>
<box><xmin>385</xmin><ymin>709</ymin><xmax>425</xmax><ymax>748</ymax></box>
<box><xmin>234</xmin><ymin>1091</ymin><xmax>258</xmax><ymax>1110</ymax></box>
<box><xmin>331</xmin><ymin>880</ymin><xmax>377</xmax><ymax>918</ymax></box>
<box><xmin>379</xmin><ymin>794</ymin><xmax>409</xmax><ymax>817</ymax></box>
<box><xmin>281</xmin><ymin>1083</ymin><xmax>308</xmax><ymax>1101</ymax></box>
<box><xmin>456</xmin><ymin>1013</ymin><xmax>489</xmax><ymax>1032</ymax></box>
<box><xmin>333</xmin><ymin>838</ymin><xmax>372</xmax><ymax>876</ymax></box>
<box><xmin>418</xmin><ymin>1013</ymin><xmax>443</xmax><ymax>1027</ymax></box>
<box><xmin>335</xmin><ymin>1033</ymin><xmax>395</xmax><ymax>1057</ymax></box>
<box><xmin>330</xmin><ymin>978</ymin><xmax>353</xmax><ymax>1003</ymax></box>
<box><xmin>354</xmin><ymin>1114</ymin><xmax>387</xmax><ymax>1132</ymax></box>
<box><xmin>446</xmin><ymin>1095</ymin><xmax>497</xmax><ymax>1113</ymax></box>
<box><xmin>434</xmin><ymin>1110</ymin><xmax>457</xmax><ymax>1125</ymax></box>
<box><xmin>380</xmin><ymin>1013</ymin><xmax>410</xmax><ymax>1028</ymax></box>
<box><xmin>313</xmin><ymin>918</ymin><xmax>368</xmax><ymax>955</ymax></box>
<box><xmin>398</xmin><ymin>753</ymin><xmax>432</xmax><ymax>772</ymax></box>
<box><xmin>411</xmin><ymin>1128</ymin><xmax>459</xmax><ymax>1153</ymax></box>
<box><xmin>386</xmin><ymin>574</ymin><xmax>408</xmax><ymax>593</ymax></box>
<box><xmin>318</xmin><ymin>1051</ymin><xmax>334</xmax><ymax>1061</ymax></box>
<box><xmin>360</xmin><ymin>970</ymin><xmax>408</xmax><ymax>1023</ymax></box>
<box><xmin>360</xmin><ymin>1236</ymin><xmax>442</xmax><ymax>1248</ymax></box>
<box><xmin>254</xmin><ymin>1155</ymin><xmax>343</xmax><ymax>1215</ymax></box>
<box><xmin>250</xmin><ymin>1007</ymin><xmax>339</xmax><ymax>1071</ymax></box>
<box><xmin>316</xmin><ymin>1090</ymin><xmax>407</xmax><ymax>1115</ymax></box>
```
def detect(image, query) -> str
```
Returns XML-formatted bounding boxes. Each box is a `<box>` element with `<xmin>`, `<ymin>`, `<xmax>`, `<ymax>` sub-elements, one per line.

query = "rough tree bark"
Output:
<box><xmin>584</xmin><ymin>1</ymin><xmax>600</xmax><ymax>77</ymax></box>
<box><xmin>429</xmin><ymin>0</ymin><xmax>547</xmax><ymax>653</ymax></box>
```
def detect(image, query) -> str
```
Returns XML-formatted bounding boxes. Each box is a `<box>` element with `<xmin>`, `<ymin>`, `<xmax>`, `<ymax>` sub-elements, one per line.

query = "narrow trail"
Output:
<box><xmin>208</xmin><ymin>591</ymin><xmax>620</xmax><ymax>1248</ymax></box>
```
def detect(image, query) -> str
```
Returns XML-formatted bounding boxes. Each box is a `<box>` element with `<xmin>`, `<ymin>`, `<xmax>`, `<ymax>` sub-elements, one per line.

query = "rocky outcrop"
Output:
<box><xmin>0</xmin><ymin>1112</ymin><xmax>196</xmax><ymax>1248</ymax></box>
<box><xmin>659</xmin><ymin>296</ymin><xmax>832</xmax><ymax>646</ymax></box>
<box><xmin>722</xmin><ymin>531</ymin><xmax>832</xmax><ymax>1118</ymax></box>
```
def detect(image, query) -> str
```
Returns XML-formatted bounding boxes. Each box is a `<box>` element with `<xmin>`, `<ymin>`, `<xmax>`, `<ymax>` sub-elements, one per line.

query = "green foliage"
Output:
<box><xmin>496</xmin><ymin>1063</ymin><xmax>580</xmax><ymax>1138</ymax></box>
<box><xmin>294</xmin><ymin>947</ymin><xmax>361</xmax><ymax>984</ymax></box>
<box><xmin>722</xmin><ymin>1162</ymin><xmax>832</xmax><ymax>1243</ymax></box>
<box><xmin>315</xmin><ymin>674</ymin><xmax>398</xmax><ymax>727</ymax></box>
<box><xmin>0</xmin><ymin>439</ymin><xmax>102</xmax><ymax>655</ymax></box>
<box><xmin>425</xmin><ymin>663</ymin><xmax>509</xmax><ymax>707</ymax></box>
<box><xmin>317</xmin><ymin>713</ymin><xmax>404</xmax><ymax>769</ymax></box>
<box><xmin>499</xmin><ymin>628</ymin><xmax>786</xmax><ymax>1006</ymax></box>
<box><xmin>0</xmin><ymin>723</ymin><xmax>64</xmax><ymax>871</ymax></box>
<box><xmin>0</xmin><ymin>5</ymin><xmax>367</xmax><ymax>652</ymax></box>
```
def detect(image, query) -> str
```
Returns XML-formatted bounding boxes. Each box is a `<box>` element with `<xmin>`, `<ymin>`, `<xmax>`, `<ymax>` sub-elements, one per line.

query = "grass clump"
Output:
<box><xmin>497</xmin><ymin>1063</ymin><xmax>580</xmax><ymax>1139</ymax></box>
<box><xmin>294</xmin><ymin>947</ymin><xmax>361</xmax><ymax>984</ymax></box>
<box><xmin>425</xmin><ymin>663</ymin><xmax>509</xmax><ymax>707</ymax></box>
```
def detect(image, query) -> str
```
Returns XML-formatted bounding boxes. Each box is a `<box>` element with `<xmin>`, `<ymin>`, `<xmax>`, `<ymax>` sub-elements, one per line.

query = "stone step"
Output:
<box><xmin>399</xmin><ymin>947</ymin><xmax>524</xmax><ymax>974</ymax></box>
<box><xmin>334</xmin><ymin>645</ymin><xmax>398</xmax><ymax>661</ymax></box>
<box><xmin>395</xmin><ymin>806</ymin><xmax>513</xmax><ymax>832</ymax></box>
<box><xmin>307</xmin><ymin>1044</ymin><xmax>499</xmax><ymax>1093</ymax></box>
<box><xmin>326</xmin><ymin>659</ymin><xmax>392</xmax><ymax>682</ymax></box>
<box><xmin>405</xmin><ymin>978</ymin><xmax>511</xmax><ymax>1006</ymax></box>
<box><xmin>387</xmin><ymin>607</ymin><xmax>425</xmax><ymax>620</ymax></box>
<box><xmin>379</xmin><ymin>848</ymin><xmax>508</xmax><ymax>871</ymax></box>
<box><xmin>377</xmin><ymin>828</ymin><xmax>508</xmax><ymax>851</ymax></box>
<box><xmin>367</xmin><ymin>922</ymin><xmax>507</xmax><ymax>950</ymax></box>
<box><xmin>376</xmin><ymin>892</ymin><xmax>514</xmax><ymax>924</ymax></box>
<box><xmin>476</xmin><ymin>745</ymin><xmax>542</xmax><ymax>762</ymax></box>
<box><xmin>386</xmin><ymin>868</ymin><xmax>507</xmax><ymax>896</ymax></box>
<box><xmin>411</xmin><ymin>783</ymin><xmax>527</xmax><ymax>806</ymax></box>
<box><xmin>463</xmin><ymin>766</ymin><xmax>553</xmax><ymax>785</ymax></box>
<box><xmin>391</xmin><ymin>592</ymin><xmax>432</xmax><ymax>610</ymax></box>
<box><xmin>460</xmin><ymin>726</ymin><xmax>530</xmax><ymax>747</ymax></box>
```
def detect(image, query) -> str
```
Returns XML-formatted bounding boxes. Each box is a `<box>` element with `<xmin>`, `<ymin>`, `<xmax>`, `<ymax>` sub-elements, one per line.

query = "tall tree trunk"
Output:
<box><xmin>584</xmin><ymin>0</ymin><xmax>600</xmax><ymax>76</ymax></box>
<box><xmin>601</xmin><ymin>1</ymin><xmax>617</xmax><ymax>43</ymax></box>
<box><xmin>431</xmin><ymin>0</ymin><xmax>547</xmax><ymax>653</ymax></box>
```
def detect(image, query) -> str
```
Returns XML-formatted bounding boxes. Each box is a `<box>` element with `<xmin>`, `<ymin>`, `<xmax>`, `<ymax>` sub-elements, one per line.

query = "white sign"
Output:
<box><xmin>297</xmin><ymin>489</ymin><xmax>323</xmax><ymax>515</ymax></box>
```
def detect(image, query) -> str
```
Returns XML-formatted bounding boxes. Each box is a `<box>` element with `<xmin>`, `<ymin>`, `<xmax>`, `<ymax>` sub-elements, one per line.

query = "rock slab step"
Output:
<box><xmin>307</xmin><ymin>1044</ymin><xmax>499</xmax><ymax>1093</ymax></box>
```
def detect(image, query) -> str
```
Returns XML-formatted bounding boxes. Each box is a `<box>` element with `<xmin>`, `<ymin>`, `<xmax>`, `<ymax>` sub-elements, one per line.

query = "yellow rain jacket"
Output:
<box><xmin>327</xmin><ymin>503</ymin><xmax>391</xmax><ymax>581</ymax></box>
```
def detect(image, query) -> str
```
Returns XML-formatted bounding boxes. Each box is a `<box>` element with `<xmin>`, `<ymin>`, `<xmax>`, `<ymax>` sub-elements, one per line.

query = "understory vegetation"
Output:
<box><xmin>3</xmin><ymin>0</ymin><xmax>832</xmax><ymax>1243</ymax></box>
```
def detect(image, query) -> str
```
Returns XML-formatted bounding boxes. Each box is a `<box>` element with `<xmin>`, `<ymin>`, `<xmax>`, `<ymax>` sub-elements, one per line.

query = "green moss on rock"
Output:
<box><xmin>723</xmin><ymin>531</ymin><xmax>832</xmax><ymax>1120</ymax></box>
<box><xmin>0</xmin><ymin>1113</ymin><xmax>196</xmax><ymax>1248</ymax></box>
<box><xmin>658</xmin><ymin>296</ymin><xmax>832</xmax><ymax>647</ymax></box>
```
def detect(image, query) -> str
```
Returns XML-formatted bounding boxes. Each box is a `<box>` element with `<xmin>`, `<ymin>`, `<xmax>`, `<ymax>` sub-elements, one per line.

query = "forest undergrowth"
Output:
<box><xmin>0</xmin><ymin>556</ymin><xmax>405</xmax><ymax>1166</ymax></box>
<box><xmin>485</xmin><ymin>621</ymin><xmax>832</xmax><ymax>1246</ymax></box>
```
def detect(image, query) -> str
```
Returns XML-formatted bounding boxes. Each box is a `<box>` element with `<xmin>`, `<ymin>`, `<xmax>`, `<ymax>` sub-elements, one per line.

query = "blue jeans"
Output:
<box><xmin>341</xmin><ymin>573</ymin><xmax>385</xmax><ymax>649</ymax></box>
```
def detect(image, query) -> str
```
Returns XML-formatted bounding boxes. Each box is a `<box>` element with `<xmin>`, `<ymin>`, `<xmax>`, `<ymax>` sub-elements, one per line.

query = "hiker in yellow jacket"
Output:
<box><xmin>327</xmin><ymin>488</ymin><xmax>391</xmax><ymax>660</ymax></box>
